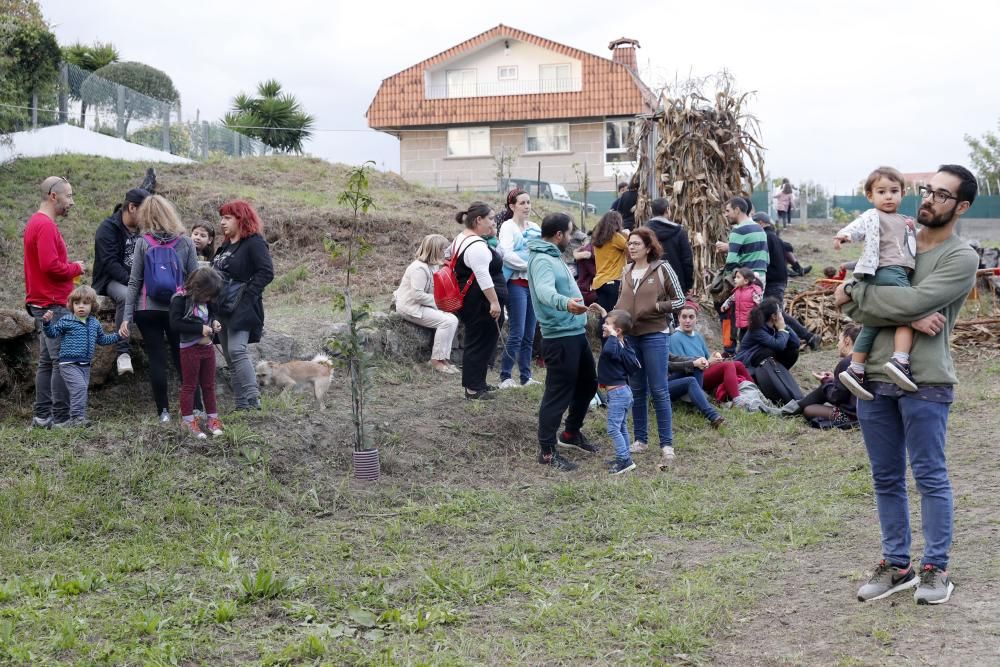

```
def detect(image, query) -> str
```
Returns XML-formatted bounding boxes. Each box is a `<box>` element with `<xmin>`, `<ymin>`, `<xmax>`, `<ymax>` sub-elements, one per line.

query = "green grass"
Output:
<box><xmin>0</xmin><ymin>378</ymin><xmax>877</xmax><ymax>665</ymax></box>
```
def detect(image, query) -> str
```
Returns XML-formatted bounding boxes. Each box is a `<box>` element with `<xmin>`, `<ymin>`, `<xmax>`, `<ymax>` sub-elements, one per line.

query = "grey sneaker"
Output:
<box><xmin>914</xmin><ymin>565</ymin><xmax>954</xmax><ymax>605</ymax></box>
<box><xmin>839</xmin><ymin>367</ymin><xmax>875</xmax><ymax>401</ymax></box>
<box><xmin>158</xmin><ymin>409</ymin><xmax>171</xmax><ymax>423</ymax></box>
<box><xmin>857</xmin><ymin>560</ymin><xmax>917</xmax><ymax>602</ymax></box>
<box><xmin>31</xmin><ymin>416</ymin><xmax>53</xmax><ymax>429</ymax></box>
<box><xmin>116</xmin><ymin>352</ymin><xmax>133</xmax><ymax>375</ymax></box>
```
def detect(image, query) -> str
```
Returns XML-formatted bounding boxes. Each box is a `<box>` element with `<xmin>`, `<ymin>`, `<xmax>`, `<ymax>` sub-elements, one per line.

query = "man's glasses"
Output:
<box><xmin>47</xmin><ymin>177</ymin><xmax>69</xmax><ymax>195</ymax></box>
<box><xmin>918</xmin><ymin>186</ymin><xmax>959</xmax><ymax>205</ymax></box>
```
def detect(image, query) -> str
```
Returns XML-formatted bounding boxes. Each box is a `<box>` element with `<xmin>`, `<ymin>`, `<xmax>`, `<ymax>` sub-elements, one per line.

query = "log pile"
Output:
<box><xmin>786</xmin><ymin>289</ymin><xmax>852</xmax><ymax>344</ymax></box>
<box><xmin>952</xmin><ymin>318</ymin><xmax>1000</xmax><ymax>349</ymax></box>
<box><xmin>632</xmin><ymin>76</ymin><xmax>765</xmax><ymax>294</ymax></box>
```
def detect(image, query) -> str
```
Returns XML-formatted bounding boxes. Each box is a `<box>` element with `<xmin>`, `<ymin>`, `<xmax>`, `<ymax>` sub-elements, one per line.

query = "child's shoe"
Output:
<box><xmin>629</xmin><ymin>440</ymin><xmax>648</xmax><ymax>454</ymax></box>
<box><xmin>608</xmin><ymin>457</ymin><xmax>637</xmax><ymax>475</ymax></box>
<box><xmin>181</xmin><ymin>419</ymin><xmax>207</xmax><ymax>440</ymax></box>
<box><xmin>884</xmin><ymin>359</ymin><xmax>918</xmax><ymax>392</ymax></box>
<box><xmin>839</xmin><ymin>367</ymin><xmax>874</xmax><ymax>401</ymax></box>
<box><xmin>205</xmin><ymin>417</ymin><xmax>225</xmax><ymax>437</ymax></box>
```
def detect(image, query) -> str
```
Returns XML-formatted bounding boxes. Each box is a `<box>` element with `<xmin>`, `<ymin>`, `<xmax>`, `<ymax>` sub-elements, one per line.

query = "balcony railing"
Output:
<box><xmin>425</xmin><ymin>78</ymin><xmax>582</xmax><ymax>100</ymax></box>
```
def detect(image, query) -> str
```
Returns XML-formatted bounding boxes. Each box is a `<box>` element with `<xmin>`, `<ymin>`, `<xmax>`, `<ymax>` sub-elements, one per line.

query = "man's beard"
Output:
<box><xmin>917</xmin><ymin>204</ymin><xmax>955</xmax><ymax>229</ymax></box>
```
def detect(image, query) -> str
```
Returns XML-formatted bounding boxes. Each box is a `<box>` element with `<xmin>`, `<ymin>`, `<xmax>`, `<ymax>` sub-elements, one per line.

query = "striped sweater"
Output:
<box><xmin>724</xmin><ymin>222</ymin><xmax>769</xmax><ymax>282</ymax></box>
<box><xmin>43</xmin><ymin>314</ymin><xmax>121</xmax><ymax>363</ymax></box>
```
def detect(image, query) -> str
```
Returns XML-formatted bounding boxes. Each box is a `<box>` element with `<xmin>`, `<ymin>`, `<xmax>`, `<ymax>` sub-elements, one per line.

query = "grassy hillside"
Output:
<box><xmin>0</xmin><ymin>156</ymin><xmax>997</xmax><ymax>665</ymax></box>
<box><xmin>0</xmin><ymin>155</ymin><xmax>589</xmax><ymax>314</ymax></box>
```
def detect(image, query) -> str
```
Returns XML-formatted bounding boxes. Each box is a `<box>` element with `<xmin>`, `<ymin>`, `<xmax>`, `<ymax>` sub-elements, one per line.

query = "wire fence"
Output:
<box><xmin>18</xmin><ymin>62</ymin><xmax>264</xmax><ymax>159</ymax></box>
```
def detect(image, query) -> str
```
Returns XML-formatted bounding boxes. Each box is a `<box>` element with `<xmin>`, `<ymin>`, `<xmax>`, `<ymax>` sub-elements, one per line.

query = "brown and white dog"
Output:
<box><xmin>255</xmin><ymin>354</ymin><xmax>334</xmax><ymax>409</ymax></box>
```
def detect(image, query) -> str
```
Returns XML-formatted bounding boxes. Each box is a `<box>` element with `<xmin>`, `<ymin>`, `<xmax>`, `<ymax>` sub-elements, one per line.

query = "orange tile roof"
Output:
<box><xmin>366</xmin><ymin>24</ymin><xmax>658</xmax><ymax>130</ymax></box>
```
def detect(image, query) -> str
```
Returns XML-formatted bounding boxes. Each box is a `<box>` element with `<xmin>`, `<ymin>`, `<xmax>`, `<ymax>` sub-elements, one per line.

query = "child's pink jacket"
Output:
<box><xmin>724</xmin><ymin>284</ymin><xmax>763</xmax><ymax>328</ymax></box>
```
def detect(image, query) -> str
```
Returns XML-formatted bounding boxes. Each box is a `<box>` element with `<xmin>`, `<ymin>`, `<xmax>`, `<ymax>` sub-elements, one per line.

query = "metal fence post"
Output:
<box><xmin>59</xmin><ymin>63</ymin><xmax>69</xmax><ymax>124</ymax></box>
<box><xmin>116</xmin><ymin>86</ymin><xmax>126</xmax><ymax>138</ymax></box>
<box><xmin>162</xmin><ymin>102</ymin><xmax>171</xmax><ymax>152</ymax></box>
<box><xmin>31</xmin><ymin>91</ymin><xmax>38</xmax><ymax>128</ymax></box>
<box><xmin>800</xmin><ymin>185</ymin><xmax>808</xmax><ymax>225</ymax></box>
<box><xmin>202</xmin><ymin>121</ymin><xmax>209</xmax><ymax>160</ymax></box>
<box><xmin>232</xmin><ymin>130</ymin><xmax>239</xmax><ymax>157</ymax></box>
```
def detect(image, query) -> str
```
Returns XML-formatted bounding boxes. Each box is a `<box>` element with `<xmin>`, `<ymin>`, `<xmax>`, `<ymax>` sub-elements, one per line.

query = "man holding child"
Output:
<box><xmin>836</xmin><ymin>164</ymin><xmax>979</xmax><ymax>606</ymax></box>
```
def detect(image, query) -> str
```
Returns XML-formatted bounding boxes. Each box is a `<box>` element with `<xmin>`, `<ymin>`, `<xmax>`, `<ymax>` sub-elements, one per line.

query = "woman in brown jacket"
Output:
<box><xmin>614</xmin><ymin>228</ymin><xmax>687</xmax><ymax>468</ymax></box>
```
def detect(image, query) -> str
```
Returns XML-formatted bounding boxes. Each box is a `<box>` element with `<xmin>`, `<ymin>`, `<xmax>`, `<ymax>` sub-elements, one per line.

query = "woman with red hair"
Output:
<box><xmin>212</xmin><ymin>201</ymin><xmax>274</xmax><ymax>410</ymax></box>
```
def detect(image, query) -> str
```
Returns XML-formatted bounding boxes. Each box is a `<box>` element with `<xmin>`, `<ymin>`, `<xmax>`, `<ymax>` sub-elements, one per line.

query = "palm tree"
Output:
<box><xmin>62</xmin><ymin>41</ymin><xmax>118</xmax><ymax>127</ymax></box>
<box><xmin>223</xmin><ymin>79</ymin><xmax>314</xmax><ymax>154</ymax></box>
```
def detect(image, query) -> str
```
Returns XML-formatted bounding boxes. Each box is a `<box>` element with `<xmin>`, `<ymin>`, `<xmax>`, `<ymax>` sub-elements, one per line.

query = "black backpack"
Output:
<box><xmin>753</xmin><ymin>357</ymin><xmax>804</xmax><ymax>404</ymax></box>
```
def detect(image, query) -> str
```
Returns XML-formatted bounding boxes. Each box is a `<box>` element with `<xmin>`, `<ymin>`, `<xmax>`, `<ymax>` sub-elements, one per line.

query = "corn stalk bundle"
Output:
<box><xmin>787</xmin><ymin>289</ymin><xmax>851</xmax><ymax>344</ymax></box>
<box><xmin>633</xmin><ymin>79</ymin><xmax>765</xmax><ymax>294</ymax></box>
<box><xmin>952</xmin><ymin>318</ymin><xmax>1000</xmax><ymax>349</ymax></box>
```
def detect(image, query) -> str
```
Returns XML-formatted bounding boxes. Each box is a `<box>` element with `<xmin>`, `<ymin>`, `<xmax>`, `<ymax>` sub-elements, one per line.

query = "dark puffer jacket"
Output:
<box><xmin>211</xmin><ymin>234</ymin><xmax>274</xmax><ymax>343</ymax></box>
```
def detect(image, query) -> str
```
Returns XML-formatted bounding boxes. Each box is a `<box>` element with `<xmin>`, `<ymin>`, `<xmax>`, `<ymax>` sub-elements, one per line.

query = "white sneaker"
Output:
<box><xmin>629</xmin><ymin>440</ymin><xmax>648</xmax><ymax>453</ymax></box>
<box><xmin>657</xmin><ymin>446</ymin><xmax>676</xmax><ymax>470</ymax></box>
<box><xmin>117</xmin><ymin>353</ymin><xmax>133</xmax><ymax>375</ymax></box>
<box><xmin>159</xmin><ymin>409</ymin><xmax>171</xmax><ymax>423</ymax></box>
<box><xmin>498</xmin><ymin>378</ymin><xmax>518</xmax><ymax>389</ymax></box>
<box><xmin>522</xmin><ymin>378</ymin><xmax>542</xmax><ymax>386</ymax></box>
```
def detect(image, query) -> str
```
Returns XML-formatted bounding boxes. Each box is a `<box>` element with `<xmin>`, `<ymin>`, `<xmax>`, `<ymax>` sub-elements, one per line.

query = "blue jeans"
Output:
<box><xmin>627</xmin><ymin>332</ymin><xmax>673</xmax><ymax>448</ymax></box>
<box><xmin>606</xmin><ymin>385</ymin><xmax>633</xmax><ymax>461</ymax></box>
<box><xmin>668</xmin><ymin>376</ymin><xmax>720</xmax><ymax>423</ymax></box>
<box><xmin>858</xmin><ymin>394</ymin><xmax>953</xmax><ymax>569</ymax></box>
<box><xmin>29</xmin><ymin>305</ymin><xmax>70</xmax><ymax>422</ymax></box>
<box><xmin>500</xmin><ymin>282</ymin><xmax>537</xmax><ymax>383</ymax></box>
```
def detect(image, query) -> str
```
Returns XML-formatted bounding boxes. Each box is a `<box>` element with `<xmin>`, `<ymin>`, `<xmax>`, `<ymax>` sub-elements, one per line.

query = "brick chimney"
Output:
<box><xmin>608</xmin><ymin>37</ymin><xmax>640</xmax><ymax>73</ymax></box>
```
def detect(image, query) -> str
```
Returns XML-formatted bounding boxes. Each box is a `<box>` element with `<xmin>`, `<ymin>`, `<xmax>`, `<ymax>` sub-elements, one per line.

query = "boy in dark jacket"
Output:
<box><xmin>42</xmin><ymin>286</ymin><xmax>124</xmax><ymax>427</ymax></box>
<box><xmin>92</xmin><ymin>188</ymin><xmax>149</xmax><ymax>375</ymax></box>
<box><xmin>598</xmin><ymin>310</ymin><xmax>642</xmax><ymax>474</ymax></box>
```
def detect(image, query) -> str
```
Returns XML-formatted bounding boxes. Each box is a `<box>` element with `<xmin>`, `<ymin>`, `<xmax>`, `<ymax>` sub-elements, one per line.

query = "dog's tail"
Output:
<box><xmin>312</xmin><ymin>353</ymin><xmax>334</xmax><ymax>367</ymax></box>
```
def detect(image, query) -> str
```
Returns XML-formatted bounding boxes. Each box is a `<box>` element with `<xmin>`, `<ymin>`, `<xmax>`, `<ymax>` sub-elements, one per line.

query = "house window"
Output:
<box><xmin>446</xmin><ymin>69</ymin><xmax>477</xmax><ymax>98</ymax></box>
<box><xmin>539</xmin><ymin>63</ymin><xmax>571</xmax><ymax>92</ymax></box>
<box><xmin>498</xmin><ymin>65</ymin><xmax>518</xmax><ymax>81</ymax></box>
<box><xmin>447</xmin><ymin>127</ymin><xmax>490</xmax><ymax>157</ymax></box>
<box><xmin>606</xmin><ymin>119</ymin><xmax>637</xmax><ymax>163</ymax></box>
<box><xmin>525</xmin><ymin>123</ymin><xmax>569</xmax><ymax>153</ymax></box>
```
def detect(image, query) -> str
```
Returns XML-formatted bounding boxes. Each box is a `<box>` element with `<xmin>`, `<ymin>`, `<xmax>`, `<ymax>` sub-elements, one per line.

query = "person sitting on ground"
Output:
<box><xmin>834</xmin><ymin>166</ymin><xmax>919</xmax><ymax>401</ymax></box>
<box><xmin>735</xmin><ymin>297</ymin><xmax>800</xmax><ymax>371</ymax></box>
<box><xmin>782</xmin><ymin>324</ymin><xmax>860</xmax><ymax>429</ymax></box>
<box><xmin>190</xmin><ymin>222</ymin><xmax>217</xmax><ymax>265</ymax></box>
<box><xmin>720</xmin><ymin>267</ymin><xmax>763</xmax><ymax>342</ymax></box>
<box><xmin>669</xmin><ymin>302</ymin><xmax>752</xmax><ymax>402</ymax></box>
<box><xmin>753</xmin><ymin>212</ymin><xmax>820</xmax><ymax>349</ymax></box>
<box><xmin>598</xmin><ymin>309</ymin><xmax>642</xmax><ymax>475</ymax></box>
<box><xmin>393</xmin><ymin>234</ymin><xmax>460</xmax><ymax>375</ymax></box>
<box><xmin>93</xmin><ymin>187</ymin><xmax>149</xmax><ymax>376</ymax></box>
<box><xmin>667</xmin><ymin>353</ymin><xmax>725</xmax><ymax>428</ymax></box>
<box><xmin>42</xmin><ymin>285</ymin><xmax>125</xmax><ymax>428</ymax></box>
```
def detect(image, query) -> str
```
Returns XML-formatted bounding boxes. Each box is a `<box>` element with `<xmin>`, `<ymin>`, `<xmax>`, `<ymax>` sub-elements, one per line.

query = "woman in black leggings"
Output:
<box><xmin>451</xmin><ymin>202</ymin><xmax>507</xmax><ymax>400</ymax></box>
<box><xmin>121</xmin><ymin>195</ymin><xmax>199</xmax><ymax>421</ymax></box>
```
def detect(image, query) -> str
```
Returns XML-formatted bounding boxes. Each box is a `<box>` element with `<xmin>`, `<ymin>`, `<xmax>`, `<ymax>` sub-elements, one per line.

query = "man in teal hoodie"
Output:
<box><xmin>527</xmin><ymin>213</ymin><xmax>599</xmax><ymax>471</ymax></box>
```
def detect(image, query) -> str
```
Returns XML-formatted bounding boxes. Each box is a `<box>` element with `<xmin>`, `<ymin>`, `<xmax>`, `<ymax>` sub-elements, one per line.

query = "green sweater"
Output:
<box><xmin>526</xmin><ymin>239</ymin><xmax>587</xmax><ymax>339</ymax></box>
<box><xmin>843</xmin><ymin>234</ymin><xmax>977</xmax><ymax>386</ymax></box>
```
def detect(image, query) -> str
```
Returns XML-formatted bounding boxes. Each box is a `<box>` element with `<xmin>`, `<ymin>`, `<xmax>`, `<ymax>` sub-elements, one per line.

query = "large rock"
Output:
<box><xmin>0</xmin><ymin>308</ymin><xmax>35</xmax><ymax>339</ymax></box>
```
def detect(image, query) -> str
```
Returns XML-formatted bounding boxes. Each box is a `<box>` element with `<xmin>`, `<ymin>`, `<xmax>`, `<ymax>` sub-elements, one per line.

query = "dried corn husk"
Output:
<box><xmin>631</xmin><ymin>76</ymin><xmax>765</xmax><ymax>294</ymax></box>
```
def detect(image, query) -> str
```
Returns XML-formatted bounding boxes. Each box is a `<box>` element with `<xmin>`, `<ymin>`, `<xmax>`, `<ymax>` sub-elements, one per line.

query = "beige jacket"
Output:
<box><xmin>393</xmin><ymin>260</ymin><xmax>438</xmax><ymax>318</ymax></box>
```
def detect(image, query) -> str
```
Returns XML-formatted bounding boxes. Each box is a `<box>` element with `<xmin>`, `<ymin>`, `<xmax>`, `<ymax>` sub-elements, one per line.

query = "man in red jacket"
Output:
<box><xmin>23</xmin><ymin>176</ymin><xmax>85</xmax><ymax>428</ymax></box>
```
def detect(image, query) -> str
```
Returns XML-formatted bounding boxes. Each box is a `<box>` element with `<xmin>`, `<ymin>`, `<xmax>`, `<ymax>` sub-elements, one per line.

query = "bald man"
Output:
<box><xmin>24</xmin><ymin>176</ymin><xmax>86</xmax><ymax>428</ymax></box>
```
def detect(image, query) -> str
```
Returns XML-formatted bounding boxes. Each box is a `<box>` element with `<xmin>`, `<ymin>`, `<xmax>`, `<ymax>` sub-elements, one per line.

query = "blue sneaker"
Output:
<box><xmin>608</xmin><ymin>457</ymin><xmax>636</xmax><ymax>475</ymax></box>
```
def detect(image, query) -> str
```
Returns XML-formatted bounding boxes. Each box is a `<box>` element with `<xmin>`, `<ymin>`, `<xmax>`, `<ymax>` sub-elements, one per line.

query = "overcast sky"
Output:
<box><xmin>39</xmin><ymin>0</ymin><xmax>1000</xmax><ymax>193</ymax></box>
